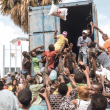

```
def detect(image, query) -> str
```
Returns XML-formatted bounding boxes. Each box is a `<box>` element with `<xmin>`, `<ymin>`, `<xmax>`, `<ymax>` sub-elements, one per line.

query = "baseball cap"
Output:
<box><xmin>7</xmin><ymin>72</ymin><xmax>11</xmax><ymax>75</ymax></box>
<box><xmin>49</xmin><ymin>70</ymin><xmax>57</xmax><ymax>82</ymax></box>
<box><xmin>82</xmin><ymin>30</ymin><xmax>87</xmax><ymax>34</ymax></box>
<box><xmin>62</xmin><ymin>31</ymin><xmax>67</xmax><ymax>38</ymax></box>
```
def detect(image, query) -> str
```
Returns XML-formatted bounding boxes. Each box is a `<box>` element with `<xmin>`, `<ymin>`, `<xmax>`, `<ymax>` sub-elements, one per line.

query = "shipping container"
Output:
<box><xmin>28</xmin><ymin>0</ymin><xmax>99</xmax><ymax>76</ymax></box>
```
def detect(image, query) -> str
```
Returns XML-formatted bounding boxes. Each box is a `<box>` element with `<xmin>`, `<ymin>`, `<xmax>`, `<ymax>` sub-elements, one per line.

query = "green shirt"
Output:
<box><xmin>32</xmin><ymin>57</ymin><xmax>40</xmax><ymax>72</ymax></box>
<box><xmin>29</xmin><ymin>84</ymin><xmax>43</xmax><ymax>105</ymax></box>
<box><xmin>67</xmin><ymin>83</ymin><xmax>87</xmax><ymax>90</ymax></box>
<box><xmin>67</xmin><ymin>83</ymin><xmax>87</xmax><ymax>99</ymax></box>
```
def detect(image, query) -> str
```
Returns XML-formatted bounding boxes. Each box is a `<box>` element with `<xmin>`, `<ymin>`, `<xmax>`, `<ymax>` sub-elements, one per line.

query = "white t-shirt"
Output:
<box><xmin>0</xmin><ymin>89</ymin><xmax>18</xmax><ymax>110</ymax></box>
<box><xmin>76</xmin><ymin>99</ymin><xmax>91</xmax><ymax>110</ymax></box>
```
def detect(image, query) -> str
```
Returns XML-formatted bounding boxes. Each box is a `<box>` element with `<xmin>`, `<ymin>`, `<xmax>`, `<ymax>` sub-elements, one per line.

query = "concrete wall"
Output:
<box><xmin>1</xmin><ymin>40</ymin><xmax>29</xmax><ymax>78</ymax></box>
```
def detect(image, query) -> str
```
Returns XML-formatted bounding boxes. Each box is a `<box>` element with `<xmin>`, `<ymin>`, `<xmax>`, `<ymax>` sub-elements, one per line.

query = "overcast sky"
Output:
<box><xmin>0</xmin><ymin>0</ymin><xmax>110</xmax><ymax>46</ymax></box>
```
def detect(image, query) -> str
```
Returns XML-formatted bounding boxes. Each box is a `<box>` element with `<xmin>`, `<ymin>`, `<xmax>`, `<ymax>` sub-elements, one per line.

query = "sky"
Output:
<box><xmin>0</xmin><ymin>0</ymin><xmax>110</xmax><ymax>46</ymax></box>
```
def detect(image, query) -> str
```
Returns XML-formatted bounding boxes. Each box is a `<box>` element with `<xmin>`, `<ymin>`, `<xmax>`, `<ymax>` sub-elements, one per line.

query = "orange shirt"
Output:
<box><xmin>103</xmin><ymin>37</ymin><xmax>110</xmax><ymax>54</ymax></box>
<box><xmin>43</xmin><ymin>50</ymin><xmax>58</xmax><ymax>69</ymax></box>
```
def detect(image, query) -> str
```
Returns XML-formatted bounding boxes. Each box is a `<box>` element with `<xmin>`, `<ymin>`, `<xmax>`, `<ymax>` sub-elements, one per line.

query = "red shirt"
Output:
<box><xmin>43</xmin><ymin>50</ymin><xmax>58</xmax><ymax>69</ymax></box>
<box><xmin>4</xmin><ymin>86</ymin><xmax>8</xmax><ymax>89</ymax></box>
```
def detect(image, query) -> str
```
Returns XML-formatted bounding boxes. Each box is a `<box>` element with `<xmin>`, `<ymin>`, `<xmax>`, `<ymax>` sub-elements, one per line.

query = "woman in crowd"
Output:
<box><xmin>8</xmin><ymin>79</ymin><xmax>18</xmax><ymax>91</ymax></box>
<box><xmin>72</xmin><ymin>86</ymin><xmax>91</xmax><ymax>110</ymax></box>
<box><xmin>18</xmin><ymin>72</ymin><xmax>24</xmax><ymax>84</ymax></box>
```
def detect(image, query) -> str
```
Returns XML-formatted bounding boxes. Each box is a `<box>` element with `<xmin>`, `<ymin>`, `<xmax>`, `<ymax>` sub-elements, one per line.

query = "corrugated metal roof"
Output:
<box><xmin>10</xmin><ymin>37</ymin><xmax>29</xmax><ymax>43</ymax></box>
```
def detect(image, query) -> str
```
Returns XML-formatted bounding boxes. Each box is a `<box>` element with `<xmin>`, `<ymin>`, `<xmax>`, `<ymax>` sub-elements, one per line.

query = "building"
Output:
<box><xmin>0</xmin><ymin>37</ymin><xmax>29</xmax><ymax>78</ymax></box>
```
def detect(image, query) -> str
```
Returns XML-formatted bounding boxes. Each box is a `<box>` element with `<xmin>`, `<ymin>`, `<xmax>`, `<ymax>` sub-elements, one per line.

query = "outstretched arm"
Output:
<box><xmin>59</xmin><ymin>40</ymin><xmax>66</xmax><ymax>52</ymax></box>
<box><xmin>65</xmin><ymin>68</ymin><xmax>78</xmax><ymax>89</ymax></box>
<box><xmin>29</xmin><ymin>45</ymin><xmax>44</xmax><ymax>54</ymax></box>
<box><xmin>43</xmin><ymin>56</ymin><xmax>50</xmax><ymax>87</ymax></box>
<box><xmin>91</xmin><ymin>52</ymin><xmax>97</xmax><ymax>72</ymax></box>
<box><xmin>36</xmin><ymin>50</ymin><xmax>45</xmax><ymax>53</ymax></box>
<box><xmin>90</xmin><ymin>22</ymin><xmax>94</xmax><ymax>37</ymax></box>
<box><xmin>100</xmin><ymin>75</ymin><xmax>109</xmax><ymax>98</ymax></box>
<box><xmin>53</xmin><ymin>31</ymin><xmax>57</xmax><ymax>39</ymax></box>
<box><xmin>63</xmin><ymin>48</ymin><xmax>69</xmax><ymax>68</ymax></box>
<box><xmin>82</xmin><ymin>66</ymin><xmax>91</xmax><ymax>88</ymax></box>
<box><xmin>39</xmin><ymin>87</ymin><xmax>52</xmax><ymax>110</ymax></box>
<box><xmin>94</xmin><ymin>41</ymin><xmax>104</xmax><ymax>50</ymax></box>
<box><xmin>93</xmin><ymin>25</ymin><xmax>104</xmax><ymax>35</ymax></box>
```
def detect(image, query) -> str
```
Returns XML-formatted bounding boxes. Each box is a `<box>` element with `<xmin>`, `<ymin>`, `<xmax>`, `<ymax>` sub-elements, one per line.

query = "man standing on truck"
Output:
<box><xmin>53</xmin><ymin>31</ymin><xmax>68</xmax><ymax>50</ymax></box>
<box><xmin>93</xmin><ymin>25</ymin><xmax>110</xmax><ymax>56</ymax></box>
<box><xmin>77</xmin><ymin>30</ymin><xmax>91</xmax><ymax>65</ymax></box>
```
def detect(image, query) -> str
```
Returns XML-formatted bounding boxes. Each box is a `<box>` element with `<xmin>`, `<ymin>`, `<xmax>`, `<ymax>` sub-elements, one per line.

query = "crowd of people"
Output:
<box><xmin>0</xmin><ymin>22</ymin><xmax>110</xmax><ymax>110</ymax></box>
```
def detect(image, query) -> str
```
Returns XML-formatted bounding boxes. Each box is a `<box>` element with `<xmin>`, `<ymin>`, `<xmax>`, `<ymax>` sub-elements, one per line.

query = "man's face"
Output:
<box><xmin>26</xmin><ymin>52</ymin><xmax>29</xmax><ymax>57</ymax></box>
<box><xmin>89</xmin><ymin>84</ymin><xmax>100</xmax><ymax>98</ymax></box>
<box><xmin>11</xmin><ymin>76</ymin><xmax>15</xmax><ymax>80</ymax></box>
<box><xmin>8</xmin><ymin>74</ymin><xmax>11</xmax><ymax>77</ymax></box>
<box><xmin>102</xmin><ymin>36</ymin><xmax>108</xmax><ymax>41</ymax></box>
<box><xmin>82</xmin><ymin>33</ymin><xmax>87</xmax><ymax>38</ymax></box>
<box><xmin>26</xmin><ymin>75</ymin><xmax>31</xmax><ymax>81</ymax></box>
<box><xmin>87</xmin><ymin>30</ymin><xmax>90</xmax><ymax>36</ymax></box>
<box><xmin>32</xmin><ymin>51</ymin><xmax>36</xmax><ymax>57</ymax></box>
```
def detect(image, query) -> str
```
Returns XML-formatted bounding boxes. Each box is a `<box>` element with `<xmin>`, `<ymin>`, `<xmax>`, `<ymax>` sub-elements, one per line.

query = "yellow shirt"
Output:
<box><xmin>54</xmin><ymin>34</ymin><xmax>68</xmax><ymax>50</ymax></box>
<box><xmin>53</xmin><ymin>91</ymin><xmax>59</xmax><ymax>94</ymax></box>
<box><xmin>8</xmin><ymin>85</ymin><xmax>18</xmax><ymax>91</ymax></box>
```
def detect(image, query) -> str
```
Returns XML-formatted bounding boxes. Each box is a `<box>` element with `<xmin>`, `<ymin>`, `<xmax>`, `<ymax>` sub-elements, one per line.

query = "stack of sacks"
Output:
<box><xmin>96</xmin><ymin>67</ymin><xmax>110</xmax><ymax>81</ymax></box>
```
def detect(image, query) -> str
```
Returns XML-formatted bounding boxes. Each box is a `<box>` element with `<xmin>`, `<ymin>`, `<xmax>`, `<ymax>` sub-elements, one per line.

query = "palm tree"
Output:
<box><xmin>0</xmin><ymin>0</ymin><xmax>62</xmax><ymax>33</ymax></box>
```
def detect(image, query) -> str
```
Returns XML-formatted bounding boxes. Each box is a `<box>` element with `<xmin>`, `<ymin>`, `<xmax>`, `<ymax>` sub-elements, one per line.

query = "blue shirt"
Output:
<box><xmin>18</xmin><ymin>105</ymin><xmax>44</xmax><ymax>110</ymax></box>
<box><xmin>77</xmin><ymin>36</ymin><xmax>91</xmax><ymax>54</ymax></box>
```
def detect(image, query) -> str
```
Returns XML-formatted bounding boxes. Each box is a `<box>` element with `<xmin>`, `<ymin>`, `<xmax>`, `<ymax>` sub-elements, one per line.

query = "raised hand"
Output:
<box><xmin>82</xmin><ymin>66</ymin><xmax>89</xmax><ymax>75</ymax></box>
<box><xmin>94</xmin><ymin>41</ymin><xmax>98</xmax><ymax>44</ymax></box>
<box><xmin>63</xmin><ymin>48</ymin><xmax>69</xmax><ymax>58</ymax></box>
<box><xmin>55</xmin><ymin>30</ymin><xmax>57</xmax><ymax>35</ymax></box>
<box><xmin>46</xmin><ymin>54</ymin><xmax>51</xmax><ymax>62</ymax></box>
<box><xmin>64</xmin><ymin>68</ymin><xmax>70</xmax><ymax>76</ymax></box>
<box><xmin>78</xmin><ymin>59</ymin><xmax>84</xmax><ymax>65</ymax></box>
<box><xmin>90</xmin><ymin>21</ymin><xmax>93</xmax><ymax>26</ymax></box>
<box><xmin>40</xmin><ymin>45</ymin><xmax>44</xmax><ymax>49</ymax></box>
<box><xmin>33</xmin><ymin>97</ymin><xmax>38</xmax><ymax>102</ymax></box>
<box><xmin>39</xmin><ymin>87</ymin><xmax>48</xmax><ymax>99</ymax></box>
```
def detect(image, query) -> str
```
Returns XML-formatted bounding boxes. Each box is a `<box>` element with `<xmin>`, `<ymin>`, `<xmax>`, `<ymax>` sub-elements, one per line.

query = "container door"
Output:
<box><xmin>92</xmin><ymin>4</ymin><xmax>99</xmax><ymax>42</ymax></box>
<box><xmin>28</xmin><ymin>6</ymin><xmax>60</xmax><ymax>76</ymax></box>
<box><xmin>29</xmin><ymin>7</ymin><xmax>60</xmax><ymax>51</ymax></box>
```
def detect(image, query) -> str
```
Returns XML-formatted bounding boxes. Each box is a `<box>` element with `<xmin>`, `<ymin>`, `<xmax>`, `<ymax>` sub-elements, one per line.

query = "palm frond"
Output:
<box><xmin>10</xmin><ymin>2</ymin><xmax>21</xmax><ymax>27</ymax></box>
<box><xmin>0</xmin><ymin>0</ymin><xmax>62</xmax><ymax>33</ymax></box>
<box><xmin>41</xmin><ymin>0</ymin><xmax>52</xmax><ymax>6</ymax></box>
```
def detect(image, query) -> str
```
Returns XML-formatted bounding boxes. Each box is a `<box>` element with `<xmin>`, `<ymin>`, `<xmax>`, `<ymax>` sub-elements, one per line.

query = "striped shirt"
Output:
<box><xmin>97</xmin><ymin>52</ymin><xmax>110</xmax><ymax>68</ymax></box>
<box><xmin>77</xmin><ymin>36</ymin><xmax>91</xmax><ymax>54</ymax></box>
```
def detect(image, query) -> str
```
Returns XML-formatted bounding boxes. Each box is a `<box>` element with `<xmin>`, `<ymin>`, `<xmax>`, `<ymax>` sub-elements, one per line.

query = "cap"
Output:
<box><xmin>82</xmin><ymin>30</ymin><xmax>87</xmax><ymax>34</ymax></box>
<box><xmin>49</xmin><ymin>70</ymin><xmax>57</xmax><ymax>82</ymax></box>
<box><xmin>62</xmin><ymin>31</ymin><xmax>67</xmax><ymax>38</ymax></box>
<box><xmin>7</xmin><ymin>72</ymin><xmax>11</xmax><ymax>75</ymax></box>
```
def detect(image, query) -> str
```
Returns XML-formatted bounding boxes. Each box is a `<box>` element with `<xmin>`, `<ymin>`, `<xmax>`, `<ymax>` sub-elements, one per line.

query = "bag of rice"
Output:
<box><xmin>48</xmin><ymin>4</ymin><xmax>68</xmax><ymax>21</ymax></box>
